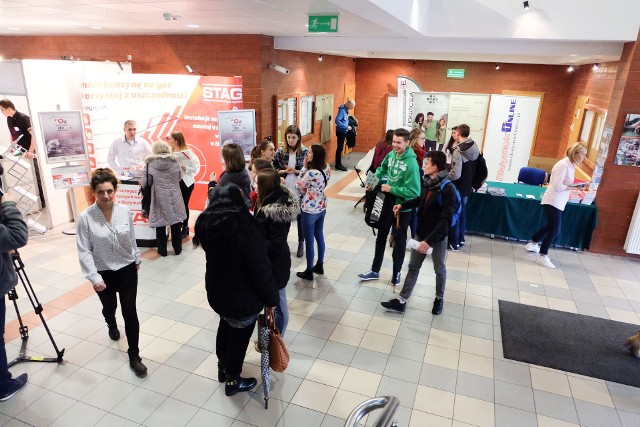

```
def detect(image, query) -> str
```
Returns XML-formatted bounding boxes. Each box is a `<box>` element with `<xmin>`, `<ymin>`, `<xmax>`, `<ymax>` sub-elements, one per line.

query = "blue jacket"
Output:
<box><xmin>335</xmin><ymin>104</ymin><xmax>349</xmax><ymax>134</ymax></box>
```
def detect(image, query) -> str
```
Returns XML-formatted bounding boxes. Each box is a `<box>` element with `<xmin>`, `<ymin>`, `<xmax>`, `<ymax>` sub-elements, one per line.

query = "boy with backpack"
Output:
<box><xmin>380</xmin><ymin>150</ymin><xmax>458</xmax><ymax>315</ymax></box>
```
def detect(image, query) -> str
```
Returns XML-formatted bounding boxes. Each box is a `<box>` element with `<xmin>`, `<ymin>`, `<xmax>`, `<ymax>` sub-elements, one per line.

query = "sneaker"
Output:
<box><xmin>536</xmin><ymin>254</ymin><xmax>556</xmax><ymax>269</ymax></box>
<box><xmin>357</xmin><ymin>270</ymin><xmax>380</xmax><ymax>281</ymax></box>
<box><xmin>108</xmin><ymin>325</ymin><xmax>120</xmax><ymax>341</ymax></box>
<box><xmin>381</xmin><ymin>298</ymin><xmax>406</xmax><ymax>313</ymax></box>
<box><xmin>391</xmin><ymin>272</ymin><xmax>401</xmax><ymax>285</ymax></box>
<box><xmin>459</xmin><ymin>240</ymin><xmax>465</xmax><ymax>248</ymax></box>
<box><xmin>432</xmin><ymin>297</ymin><xmax>444</xmax><ymax>315</ymax></box>
<box><xmin>448</xmin><ymin>243</ymin><xmax>459</xmax><ymax>252</ymax></box>
<box><xmin>0</xmin><ymin>373</ymin><xmax>28</xmax><ymax>401</ymax></box>
<box><xmin>525</xmin><ymin>241</ymin><xmax>540</xmax><ymax>253</ymax></box>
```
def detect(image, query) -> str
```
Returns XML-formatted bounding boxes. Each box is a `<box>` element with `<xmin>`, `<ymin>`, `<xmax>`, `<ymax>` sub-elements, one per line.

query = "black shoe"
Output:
<box><xmin>0</xmin><ymin>373</ymin><xmax>28</xmax><ymax>401</ymax></box>
<box><xmin>296</xmin><ymin>269</ymin><xmax>314</xmax><ymax>280</ymax></box>
<box><xmin>225</xmin><ymin>377</ymin><xmax>257</xmax><ymax>396</ymax></box>
<box><xmin>381</xmin><ymin>298</ymin><xmax>406</xmax><ymax>313</ymax></box>
<box><xmin>312</xmin><ymin>263</ymin><xmax>324</xmax><ymax>275</ymax></box>
<box><xmin>432</xmin><ymin>297</ymin><xmax>444</xmax><ymax>315</ymax></box>
<box><xmin>108</xmin><ymin>325</ymin><xmax>120</xmax><ymax>341</ymax></box>
<box><xmin>296</xmin><ymin>241</ymin><xmax>304</xmax><ymax>258</ymax></box>
<box><xmin>181</xmin><ymin>226</ymin><xmax>189</xmax><ymax>239</ymax></box>
<box><xmin>157</xmin><ymin>247</ymin><xmax>168</xmax><ymax>257</ymax></box>
<box><xmin>391</xmin><ymin>272</ymin><xmax>401</xmax><ymax>285</ymax></box>
<box><xmin>335</xmin><ymin>165</ymin><xmax>348</xmax><ymax>171</ymax></box>
<box><xmin>218</xmin><ymin>363</ymin><xmax>226</xmax><ymax>383</ymax></box>
<box><xmin>129</xmin><ymin>357</ymin><xmax>148</xmax><ymax>377</ymax></box>
<box><xmin>173</xmin><ymin>246</ymin><xmax>182</xmax><ymax>256</ymax></box>
<box><xmin>447</xmin><ymin>243</ymin><xmax>459</xmax><ymax>252</ymax></box>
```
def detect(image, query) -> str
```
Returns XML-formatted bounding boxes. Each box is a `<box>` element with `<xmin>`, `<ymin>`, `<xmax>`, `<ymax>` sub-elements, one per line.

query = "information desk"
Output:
<box><xmin>465</xmin><ymin>181</ymin><xmax>597</xmax><ymax>250</ymax></box>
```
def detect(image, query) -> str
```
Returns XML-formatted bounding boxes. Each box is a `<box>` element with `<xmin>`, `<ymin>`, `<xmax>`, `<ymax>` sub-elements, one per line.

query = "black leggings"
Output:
<box><xmin>216</xmin><ymin>317</ymin><xmax>256</xmax><ymax>378</ymax></box>
<box><xmin>179</xmin><ymin>181</ymin><xmax>194</xmax><ymax>229</ymax></box>
<box><xmin>97</xmin><ymin>263</ymin><xmax>140</xmax><ymax>358</ymax></box>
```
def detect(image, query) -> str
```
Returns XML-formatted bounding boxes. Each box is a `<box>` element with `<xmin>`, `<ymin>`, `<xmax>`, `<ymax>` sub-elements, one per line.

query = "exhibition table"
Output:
<box><xmin>465</xmin><ymin>181</ymin><xmax>597</xmax><ymax>250</ymax></box>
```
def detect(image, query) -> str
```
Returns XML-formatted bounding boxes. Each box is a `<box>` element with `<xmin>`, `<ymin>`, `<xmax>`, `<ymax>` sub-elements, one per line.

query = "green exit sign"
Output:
<box><xmin>308</xmin><ymin>15</ymin><xmax>338</xmax><ymax>33</ymax></box>
<box><xmin>447</xmin><ymin>69</ymin><xmax>465</xmax><ymax>79</ymax></box>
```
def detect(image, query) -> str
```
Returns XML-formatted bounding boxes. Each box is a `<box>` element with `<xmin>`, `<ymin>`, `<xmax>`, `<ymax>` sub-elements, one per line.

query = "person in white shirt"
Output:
<box><xmin>107</xmin><ymin>120</ymin><xmax>151</xmax><ymax>175</ymax></box>
<box><xmin>76</xmin><ymin>168</ymin><xmax>147</xmax><ymax>377</ymax></box>
<box><xmin>525</xmin><ymin>142</ymin><xmax>588</xmax><ymax>269</ymax></box>
<box><xmin>167</xmin><ymin>132</ymin><xmax>200</xmax><ymax>238</ymax></box>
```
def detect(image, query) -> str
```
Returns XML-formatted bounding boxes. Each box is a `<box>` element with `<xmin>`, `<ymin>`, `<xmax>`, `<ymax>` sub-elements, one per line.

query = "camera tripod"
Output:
<box><xmin>7</xmin><ymin>251</ymin><xmax>64</xmax><ymax>367</ymax></box>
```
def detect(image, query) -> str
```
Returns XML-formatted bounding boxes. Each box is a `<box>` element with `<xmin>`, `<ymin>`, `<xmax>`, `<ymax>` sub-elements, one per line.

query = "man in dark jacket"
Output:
<box><xmin>0</xmin><ymin>193</ymin><xmax>29</xmax><ymax>401</ymax></box>
<box><xmin>334</xmin><ymin>99</ymin><xmax>355</xmax><ymax>171</ymax></box>
<box><xmin>447</xmin><ymin>123</ymin><xmax>479</xmax><ymax>251</ymax></box>
<box><xmin>381</xmin><ymin>150</ymin><xmax>456</xmax><ymax>315</ymax></box>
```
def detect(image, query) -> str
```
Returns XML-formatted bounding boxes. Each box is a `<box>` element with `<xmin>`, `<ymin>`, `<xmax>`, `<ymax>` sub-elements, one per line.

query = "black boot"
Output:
<box><xmin>129</xmin><ymin>356</ymin><xmax>148</xmax><ymax>377</ymax></box>
<box><xmin>217</xmin><ymin>362</ymin><xmax>226</xmax><ymax>383</ymax></box>
<box><xmin>181</xmin><ymin>225</ymin><xmax>189</xmax><ymax>239</ymax></box>
<box><xmin>296</xmin><ymin>241</ymin><xmax>304</xmax><ymax>258</ymax></box>
<box><xmin>296</xmin><ymin>269</ymin><xmax>314</xmax><ymax>280</ymax></box>
<box><xmin>312</xmin><ymin>262</ymin><xmax>324</xmax><ymax>275</ymax></box>
<box><xmin>225</xmin><ymin>376</ymin><xmax>257</xmax><ymax>396</ymax></box>
<box><xmin>107</xmin><ymin>323</ymin><xmax>120</xmax><ymax>341</ymax></box>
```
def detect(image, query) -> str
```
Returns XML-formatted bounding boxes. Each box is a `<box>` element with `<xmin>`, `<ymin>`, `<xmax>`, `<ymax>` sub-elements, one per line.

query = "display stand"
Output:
<box><xmin>1</xmin><ymin>145</ymin><xmax>47</xmax><ymax>234</ymax></box>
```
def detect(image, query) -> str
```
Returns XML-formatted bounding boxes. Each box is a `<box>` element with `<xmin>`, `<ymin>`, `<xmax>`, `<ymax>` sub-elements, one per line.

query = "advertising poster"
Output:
<box><xmin>37</xmin><ymin>111</ymin><xmax>88</xmax><ymax>164</ymax></box>
<box><xmin>397</xmin><ymin>76</ymin><xmax>423</xmax><ymax>128</ymax></box>
<box><xmin>592</xmin><ymin>125</ymin><xmax>613</xmax><ymax>190</ymax></box>
<box><xmin>51</xmin><ymin>164</ymin><xmax>90</xmax><ymax>189</ymax></box>
<box><xmin>79</xmin><ymin>74</ymin><xmax>243</xmax><ymax>210</ymax></box>
<box><xmin>614</xmin><ymin>114</ymin><xmax>640</xmax><ymax>167</ymax></box>
<box><xmin>218</xmin><ymin>109</ymin><xmax>256</xmax><ymax>160</ymax></box>
<box><xmin>483</xmin><ymin>95</ymin><xmax>541</xmax><ymax>182</ymax></box>
<box><xmin>447</xmin><ymin>93</ymin><xmax>490</xmax><ymax>148</ymax></box>
<box><xmin>412</xmin><ymin>92</ymin><xmax>450</xmax><ymax>137</ymax></box>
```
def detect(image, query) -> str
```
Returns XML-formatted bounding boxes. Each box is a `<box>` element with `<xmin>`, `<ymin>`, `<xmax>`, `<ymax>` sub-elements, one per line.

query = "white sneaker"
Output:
<box><xmin>537</xmin><ymin>254</ymin><xmax>556</xmax><ymax>269</ymax></box>
<box><xmin>525</xmin><ymin>241</ymin><xmax>540</xmax><ymax>253</ymax></box>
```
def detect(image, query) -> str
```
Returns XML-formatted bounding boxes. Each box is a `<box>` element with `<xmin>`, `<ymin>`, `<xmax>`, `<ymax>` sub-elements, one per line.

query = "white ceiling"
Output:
<box><xmin>0</xmin><ymin>0</ymin><xmax>638</xmax><ymax>65</ymax></box>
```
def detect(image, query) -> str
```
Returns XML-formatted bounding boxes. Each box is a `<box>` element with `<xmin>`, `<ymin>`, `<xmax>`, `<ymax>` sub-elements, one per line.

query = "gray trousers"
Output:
<box><xmin>399</xmin><ymin>238</ymin><xmax>447</xmax><ymax>301</ymax></box>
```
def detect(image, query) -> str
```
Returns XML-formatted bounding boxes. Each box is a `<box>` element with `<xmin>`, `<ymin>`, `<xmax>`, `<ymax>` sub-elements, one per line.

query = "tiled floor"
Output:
<box><xmin>1</xmin><ymin>168</ymin><xmax>640</xmax><ymax>426</ymax></box>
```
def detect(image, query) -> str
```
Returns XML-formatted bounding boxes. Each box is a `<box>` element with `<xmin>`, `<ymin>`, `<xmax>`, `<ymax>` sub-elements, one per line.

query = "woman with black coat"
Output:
<box><xmin>193</xmin><ymin>184</ymin><xmax>279</xmax><ymax>397</ymax></box>
<box><xmin>254</xmin><ymin>169</ymin><xmax>300</xmax><ymax>336</ymax></box>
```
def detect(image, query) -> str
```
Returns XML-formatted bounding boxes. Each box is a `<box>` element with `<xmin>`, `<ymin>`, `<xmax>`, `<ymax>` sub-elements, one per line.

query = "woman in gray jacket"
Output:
<box><xmin>141</xmin><ymin>141</ymin><xmax>187</xmax><ymax>256</ymax></box>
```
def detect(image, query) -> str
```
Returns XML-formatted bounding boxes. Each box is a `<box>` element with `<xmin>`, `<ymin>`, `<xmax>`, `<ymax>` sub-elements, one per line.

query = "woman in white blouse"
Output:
<box><xmin>167</xmin><ymin>132</ymin><xmax>200</xmax><ymax>238</ymax></box>
<box><xmin>76</xmin><ymin>168</ymin><xmax>147</xmax><ymax>377</ymax></box>
<box><xmin>525</xmin><ymin>142</ymin><xmax>588</xmax><ymax>269</ymax></box>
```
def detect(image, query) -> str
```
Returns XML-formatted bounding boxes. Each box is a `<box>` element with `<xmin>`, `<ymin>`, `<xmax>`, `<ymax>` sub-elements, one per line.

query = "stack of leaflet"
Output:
<box><xmin>487</xmin><ymin>186</ymin><xmax>506</xmax><ymax>196</ymax></box>
<box><xmin>568</xmin><ymin>190</ymin><xmax>582</xmax><ymax>204</ymax></box>
<box><xmin>476</xmin><ymin>183</ymin><xmax>488</xmax><ymax>193</ymax></box>
<box><xmin>581</xmin><ymin>190</ymin><xmax>596</xmax><ymax>205</ymax></box>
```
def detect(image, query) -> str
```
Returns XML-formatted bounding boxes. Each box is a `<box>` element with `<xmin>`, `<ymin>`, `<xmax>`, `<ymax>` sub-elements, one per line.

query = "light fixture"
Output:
<box><xmin>318</xmin><ymin>54</ymin><xmax>323</xmax><ymax>62</ymax></box>
<box><xmin>523</xmin><ymin>1</ymin><xmax>530</xmax><ymax>10</ymax></box>
<box><xmin>185</xmin><ymin>64</ymin><xmax>194</xmax><ymax>74</ymax></box>
<box><xmin>89</xmin><ymin>26</ymin><xmax>102</xmax><ymax>30</ymax></box>
<box><xmin>567</xmin><ymin>65</ymin><xmax>574</xmax><ymax>72</ymax></box>
<box><xmin>187</xmin><ymin>24</ymin><xmax>199</xmax><ymax>28</ymax></box>
<box><xmin>495</xmin><ymin>63</ymin><xmax>501</xmax><ymax>70</ymax></box>
<box><xmin>593</xmin><ymin>63</ymin><xmax>599</xmax><ymax>70</ymax></box>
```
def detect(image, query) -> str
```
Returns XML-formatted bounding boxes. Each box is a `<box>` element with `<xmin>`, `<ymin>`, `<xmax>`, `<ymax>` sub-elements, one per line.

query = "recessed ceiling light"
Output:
<box><xmin>90</xmin><ymin>26</ymin><xmax>102</xmax><ymax>30</ymax></box>
<box><xmin>8</xmin><ymin>27</ymin><xmax>19</xmax><ymax>30</ymax></box>
<box><xmin>187</xmin><ymin>24</ymin><xmax>199</xmax><ymax>28</ymax></box>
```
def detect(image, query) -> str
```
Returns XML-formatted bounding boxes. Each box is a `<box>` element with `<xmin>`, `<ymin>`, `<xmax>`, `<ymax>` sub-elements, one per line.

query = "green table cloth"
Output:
<box><xmin>466</xmin><ymin>181</ymin><xmax>598</xmax><ymax>250</ymax></box>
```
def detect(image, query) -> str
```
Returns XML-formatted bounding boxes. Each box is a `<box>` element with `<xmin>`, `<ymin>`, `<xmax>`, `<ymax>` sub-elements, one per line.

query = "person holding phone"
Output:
<box><xmin>525</xmin><ymin>142</ymin><xmax>588</xmax><ymax>268</ymax></box>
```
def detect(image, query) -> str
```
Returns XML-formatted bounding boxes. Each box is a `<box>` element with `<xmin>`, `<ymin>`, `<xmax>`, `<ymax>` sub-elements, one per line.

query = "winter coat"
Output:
<box><xmin>208</xmin><ymin>169</ymin><xmax>252</xmax><ymax>207</ymax></box>
<box><xmin>255</xmin><ymin>186</ymin><xmax>300</xmax><ymax>290</ymax></box>
<box><xmin>141</xmin><ymin>154</ymin><xmax>187</xmax><ymax>228</ymax></box>
<box><xmin>346</xmin><ymin>116</ymin><xmax>358</xmax><ymax>148</ymax></box>
<box><xmin>401</xmin><ymin>170</ymin><xmax>456</xmax><ymax>246</ymax></box>
<box><xmin>196</xmin><ymin>207</ymin><xmax>279</xmax><ymax>318</ymax></box>
<box><xmin>448</xmin><ymin>138</ymin><xmax>480</xmax><ymax>197</ymax></box>
<box><xmin>0</xmin><ymin>201</ymin><xmax>28</xmax><ymax>297</ymax></box>
<box><xmin>374</xmin><ymin>146</ymin><xmax>421</xmax><ymax>210</ymax></box>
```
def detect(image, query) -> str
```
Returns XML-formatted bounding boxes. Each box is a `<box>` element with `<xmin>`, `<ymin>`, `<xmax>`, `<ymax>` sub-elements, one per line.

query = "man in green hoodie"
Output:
<box><xmin>358</xmin><ymin>128</ymin><xmax>421</xmax><ymax>285</ymax></box>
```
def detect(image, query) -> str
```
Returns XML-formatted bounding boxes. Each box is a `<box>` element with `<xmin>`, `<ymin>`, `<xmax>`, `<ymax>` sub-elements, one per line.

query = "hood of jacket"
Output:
<box><xmin>145</xmin><ymin>153</ymin><xmax>178</xmax><ymax>170</ymax></box>
<box><xmin>259</xmin><ymin>185</ymin><xmax>300</xmax><ymax>223</ymax></box>
<box><xmin>457</xmin><ymin>138</ymin><xmax>480</xmax><ymax>161</ymax></box>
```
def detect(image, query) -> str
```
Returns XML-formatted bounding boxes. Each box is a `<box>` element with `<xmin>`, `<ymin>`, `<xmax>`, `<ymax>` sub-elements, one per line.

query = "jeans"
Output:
<box><xmin>448</xmin><ymin>195</ymin><xmax>468</xmax><ymax>246</ymax></box>
<box><xmin>96</xmin><ymin>263</ymin><xmax>140</xmax><ymax>358</ymax></box>
<box><xmin>425</xmin><ymin>140</ymin><xmax>437</xmax><ymax>152</ymax></box>
<box><xmin>532</xmin><ymin>204</ymin><xmax>563</xmax><ymax>255</ymax></box>
<box><xmin>372</xmin><ymin>210</ymin><xmax>411</xmax><ymax>276</ymax></box>
<box><xmin>0</xmin><ymin>296</ymin><xmax>12</xmax><ymax>394</ymax></box>
<box><xmin>216</xmin><ymin>317</ymin><xmax>256</xmax><ymax>378</ymax></box>
<box><xmin>301</xmin><ymin>210</ymin><xmax>326</xmax><ymax>270</ymax></box>
<box><xmin>179</xmin><ymin>181</ymin><xmax>194</xmax><ymax>229</ymax></box>
<box><xmin>274</xmin><ymin>288</ymin><xmax>289</xmax><ymax>337</ymax></box>
<box><xmin>335</xmin><ymin>132</ymin><xmax>346</xmax><ymax>167</ymax></box>
<box><xmin>399</xmin><ymin>239</ymin><xmax>448</xmax><ymax>301</ymax></box>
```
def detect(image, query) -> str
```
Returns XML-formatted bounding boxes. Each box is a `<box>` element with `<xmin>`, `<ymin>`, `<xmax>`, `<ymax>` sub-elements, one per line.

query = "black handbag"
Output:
<box><xmin>140</xmin><ymin>166</ymin><xmax>151</xmax><ymax>218</ymax></box>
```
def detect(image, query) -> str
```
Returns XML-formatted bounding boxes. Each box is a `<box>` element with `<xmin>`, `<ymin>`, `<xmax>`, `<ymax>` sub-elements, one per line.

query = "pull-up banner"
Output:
<box><xmin>79</xmin><ymin>74</ymin><xmax>243</xmax><ymax>209</ymax></box>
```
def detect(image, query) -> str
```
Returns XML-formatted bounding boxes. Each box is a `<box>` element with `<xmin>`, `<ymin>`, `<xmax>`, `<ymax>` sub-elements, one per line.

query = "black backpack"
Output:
<box><xmin>363</xmin><ymin>186</ymin><xmax>394</xmax><ymax>229</ymax></box>
<box><xmin>472</xmin><ymin>152</ymin><xmax>488</xmax><ymax>191</ymax></box>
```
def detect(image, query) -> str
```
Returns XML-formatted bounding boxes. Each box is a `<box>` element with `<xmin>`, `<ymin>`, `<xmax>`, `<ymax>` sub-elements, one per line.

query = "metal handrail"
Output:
<box><xmin>344</xmin><ymin>395</ymin><xmax>400</xmax><ymax>427</ymax></box>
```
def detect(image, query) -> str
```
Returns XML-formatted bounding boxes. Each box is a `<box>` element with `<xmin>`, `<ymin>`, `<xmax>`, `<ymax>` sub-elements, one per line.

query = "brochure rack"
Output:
<box><xmin>1</xmin><ymin>146</ymin><xmax>47</xmax><ymax>234</ymax></box>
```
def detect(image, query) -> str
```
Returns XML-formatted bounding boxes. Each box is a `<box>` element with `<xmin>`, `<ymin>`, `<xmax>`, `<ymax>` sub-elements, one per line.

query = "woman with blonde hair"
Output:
<box><xmin>167</xmin><ymin>132</ymin><xmax>200</xmax><ymax>238</ymax></box>
<box><xmin>525</xmin><ymin>142</ymin><xmax>588</xmax><ymax>268</ymax></box>
<box><xmin>141</xmin><ymin>141</ymin><xmax>186</xmax><ymax>256</ymax></box>
<box><xmin>409</xmin><ymin>128</ymin><xmax>426</xmax><ymax>170</ymax></box>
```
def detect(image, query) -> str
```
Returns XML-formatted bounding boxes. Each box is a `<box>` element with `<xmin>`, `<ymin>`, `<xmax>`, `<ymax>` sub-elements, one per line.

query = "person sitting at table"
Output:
<box><xmin>525</xmin><ymin>142</ymin><xmax>588</xmax><ymax>269</ymax></box>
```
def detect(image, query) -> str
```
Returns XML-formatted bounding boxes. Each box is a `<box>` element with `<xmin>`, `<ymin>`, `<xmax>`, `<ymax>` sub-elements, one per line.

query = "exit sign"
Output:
<box><xmin>308</xmin><ymin>15</ymin><xmax>338</xmax><ymax>33</ymax></box>
<box><xmin>447</xmin><ymin>69</ymin><xmax>465</xmax><ymax>79</ymax></box>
